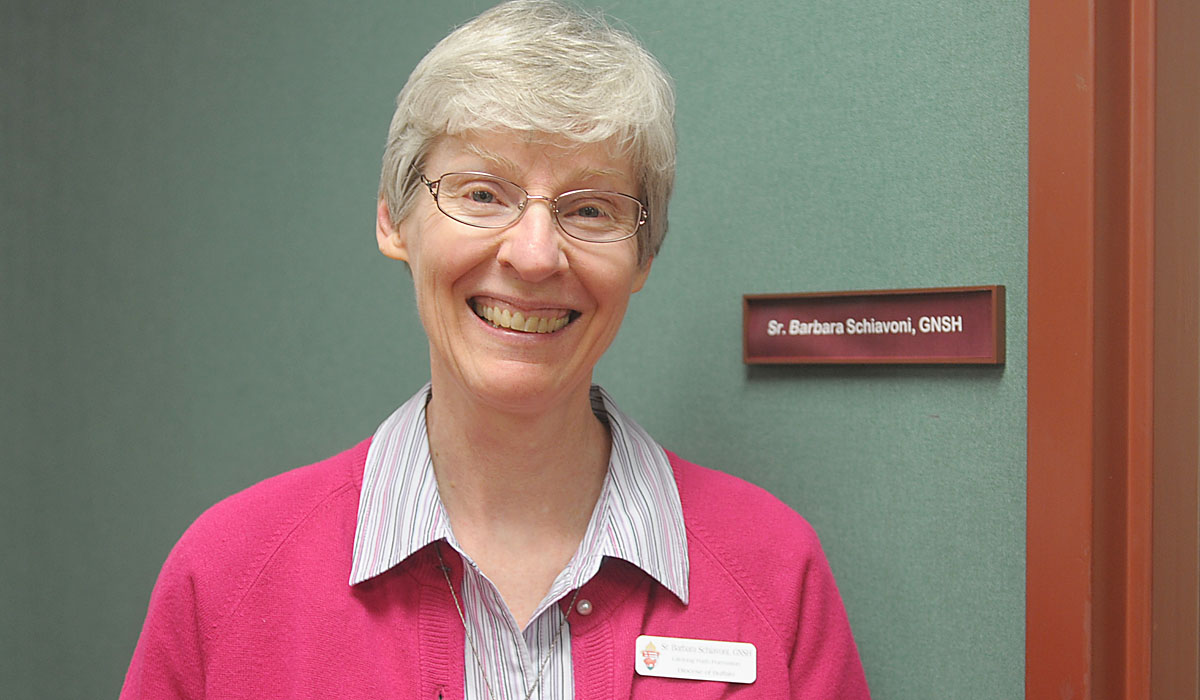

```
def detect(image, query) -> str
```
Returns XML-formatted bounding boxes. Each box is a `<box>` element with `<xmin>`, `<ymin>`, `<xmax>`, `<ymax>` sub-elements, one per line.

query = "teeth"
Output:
<box><xmin>473</xmin><ymin>302</ymin><xmax>570</xmax><ymax>334</ymax></box>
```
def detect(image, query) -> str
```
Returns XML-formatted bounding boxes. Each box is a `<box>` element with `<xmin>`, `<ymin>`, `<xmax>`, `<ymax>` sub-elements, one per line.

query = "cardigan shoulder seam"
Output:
<box><xmin>202</xmin><ymin>459</ymin><xmax>361</xmax><ymax>648</ymax></box>
<box><xmin>682</xmin><ymin>517</ymin><xmax>791</xmax><ymax>648</ymax></box>
<box><xmin>669</xmin><ymin>454</ymin><xmax>809</xmax><ymax>649</ymax></box>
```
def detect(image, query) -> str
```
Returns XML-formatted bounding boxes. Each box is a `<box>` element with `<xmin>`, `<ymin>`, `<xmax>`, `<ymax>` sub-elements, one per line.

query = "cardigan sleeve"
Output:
<box><xmin>120</xmin><ymin>535</ymin><xmax>208</xmax><ymax>700</ymax></box>
<box><xmin>789</xmin><ymin>540</ymin><xmax>871</xmax><ymax>698</ymax></box>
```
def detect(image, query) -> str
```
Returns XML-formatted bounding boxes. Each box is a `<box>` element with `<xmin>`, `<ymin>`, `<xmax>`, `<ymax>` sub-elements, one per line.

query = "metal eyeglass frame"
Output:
<box><xmin>415</xmin><ymin>169</ymin><xmax>647</xmax><ymax>243</ymax></box>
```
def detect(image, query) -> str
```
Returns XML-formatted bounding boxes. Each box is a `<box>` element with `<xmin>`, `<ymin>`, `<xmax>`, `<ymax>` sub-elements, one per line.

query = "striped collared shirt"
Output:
<box><xmin>349</xmin><ymin>383</ymin><xmax>689</xmax><ymax>699</ymax></box>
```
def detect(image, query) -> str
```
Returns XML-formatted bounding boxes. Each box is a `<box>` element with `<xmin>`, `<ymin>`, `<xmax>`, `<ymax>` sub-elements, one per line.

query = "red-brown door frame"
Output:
<box><xmin>1027</xmin><ymin>0</ymin><xmax>1199</xmax><ymax>698</ymax></box>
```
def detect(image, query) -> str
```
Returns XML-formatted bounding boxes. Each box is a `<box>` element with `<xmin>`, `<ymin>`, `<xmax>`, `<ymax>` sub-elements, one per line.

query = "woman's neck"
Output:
<box><xmin>424</xmin><ymin>378</ymin><xmax>611</xmax><ymax>626</ymax></box>
<box><xmin>425</xmin><ymin>377</ymin><xmax>609</xmax><ymax>540</ymax></box>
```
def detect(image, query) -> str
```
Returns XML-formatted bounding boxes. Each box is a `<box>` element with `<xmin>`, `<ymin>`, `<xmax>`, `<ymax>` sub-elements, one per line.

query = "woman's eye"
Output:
<box><xmin>469</xmin><ymin>189</ymin><xmax>497</xmax><ymax>204</ymax></box>
<box><xmin>565</xmin><ymin>202</ymin><xmax>612</xmax><ymax>219</ymax></box>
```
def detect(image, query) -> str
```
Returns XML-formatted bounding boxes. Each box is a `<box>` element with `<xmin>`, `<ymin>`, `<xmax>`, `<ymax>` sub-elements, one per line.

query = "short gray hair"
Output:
<box><xmin>378</xmin><ymin>0</ymin><xmax>675</xmax><ymax>265</ymax></box>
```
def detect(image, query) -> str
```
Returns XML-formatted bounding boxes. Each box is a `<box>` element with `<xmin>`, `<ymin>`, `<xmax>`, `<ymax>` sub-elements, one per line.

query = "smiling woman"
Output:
<box><xmin>119</xmin><ymin>2</ymin><xmax>870</xmax><ymax>699</ymax></box>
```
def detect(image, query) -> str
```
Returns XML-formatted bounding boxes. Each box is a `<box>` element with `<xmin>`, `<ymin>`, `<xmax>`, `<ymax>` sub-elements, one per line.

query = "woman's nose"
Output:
<box><xmin>496</xmin><ymin>198</ymin><xmax>568</xmax><ymax>282</ymax></box>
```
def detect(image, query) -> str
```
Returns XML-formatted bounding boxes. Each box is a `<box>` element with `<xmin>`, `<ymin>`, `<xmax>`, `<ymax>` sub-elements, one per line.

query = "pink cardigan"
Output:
<box><xmin>121</xmin><ymin>440</ymin><xmax>870</xmax><ymax>699</ymax></box>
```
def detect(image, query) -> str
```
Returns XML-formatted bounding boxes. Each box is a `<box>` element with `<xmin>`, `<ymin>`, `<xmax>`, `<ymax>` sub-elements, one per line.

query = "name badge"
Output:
<box><xmin>634</xmin><ymin>635</ymin><xmax>757</xmax><ymax>684</ymax></box>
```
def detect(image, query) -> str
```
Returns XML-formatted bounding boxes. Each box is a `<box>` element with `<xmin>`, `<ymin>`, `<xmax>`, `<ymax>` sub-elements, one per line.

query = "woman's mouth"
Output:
<box><xmin>472</xmin><ymin>300</ymin><xmax>576</xmax><ymax>334</ymax></box>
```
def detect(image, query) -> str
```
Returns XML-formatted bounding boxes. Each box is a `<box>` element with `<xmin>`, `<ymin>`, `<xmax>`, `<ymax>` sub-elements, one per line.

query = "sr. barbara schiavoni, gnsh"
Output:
<box><xmin>120</xmin><ymin>2</ymin><xmax>871</xmax><ymax>698</ymax></box>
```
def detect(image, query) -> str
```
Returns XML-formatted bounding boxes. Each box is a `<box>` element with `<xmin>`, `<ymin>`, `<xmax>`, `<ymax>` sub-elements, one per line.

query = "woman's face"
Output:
<box><xmin>376</xmin><ymin>131</ymin><xmax>652</xmax><ymax>415</ymax></box>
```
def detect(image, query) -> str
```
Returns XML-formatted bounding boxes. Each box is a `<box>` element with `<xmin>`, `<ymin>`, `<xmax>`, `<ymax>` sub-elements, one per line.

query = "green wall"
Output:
<box><xmin>2</xmin><ymin>1</ymin><xmax>1026</xmax><ymax>697</ymax></box>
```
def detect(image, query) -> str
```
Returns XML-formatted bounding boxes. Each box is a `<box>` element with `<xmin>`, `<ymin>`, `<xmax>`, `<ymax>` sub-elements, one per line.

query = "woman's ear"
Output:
<box><xmin>376</xmin><ymin>198</ymin><xmax>410</xmax><ymax>261</ymax></box>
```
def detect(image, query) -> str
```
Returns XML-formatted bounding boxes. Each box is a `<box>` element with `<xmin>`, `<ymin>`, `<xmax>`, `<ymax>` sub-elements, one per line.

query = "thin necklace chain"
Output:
<box><xmin>436</xmin><ymin>543</ymin><xmax>583</xmax><ymax>700</ymax></box>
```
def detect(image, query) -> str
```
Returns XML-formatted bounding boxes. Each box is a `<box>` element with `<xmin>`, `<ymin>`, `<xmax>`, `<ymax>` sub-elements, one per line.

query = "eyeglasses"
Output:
<box><xmin>417</xmin><ymin>170</ymin><xmax>647</xmax><ymax>243</ymax></box>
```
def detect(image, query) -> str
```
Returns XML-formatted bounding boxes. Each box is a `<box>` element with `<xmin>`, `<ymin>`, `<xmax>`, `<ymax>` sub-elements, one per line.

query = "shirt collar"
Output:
<box><xmin>349</xmin><ymin>383</ymin><xmax>689</xmax><ymax>603</ymax></box>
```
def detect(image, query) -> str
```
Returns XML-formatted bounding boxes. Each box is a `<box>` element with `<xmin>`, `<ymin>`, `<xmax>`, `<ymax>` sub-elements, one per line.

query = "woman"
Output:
<box><xmin>121</xmin><ymin>1</ymin><xmax>870</xmax><ymax>698</ymax></box>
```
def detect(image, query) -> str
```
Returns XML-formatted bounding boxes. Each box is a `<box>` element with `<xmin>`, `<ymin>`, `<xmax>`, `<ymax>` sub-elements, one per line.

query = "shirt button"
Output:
<box><xmin>575</xmin><ymin>599</ymin><xmax>593</xmax><ymax>616</ymax></box>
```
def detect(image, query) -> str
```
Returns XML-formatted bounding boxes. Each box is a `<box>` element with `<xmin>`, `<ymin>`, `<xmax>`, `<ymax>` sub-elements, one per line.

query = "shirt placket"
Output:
<box><xmin>460</xmin><ymin>560</ymin><xmax>574</xmax><ymax>699</ymax></box>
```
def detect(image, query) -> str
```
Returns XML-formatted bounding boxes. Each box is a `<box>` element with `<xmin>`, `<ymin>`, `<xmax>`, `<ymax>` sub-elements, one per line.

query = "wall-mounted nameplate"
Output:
<box><xmin>743</xmin><ymin>285</ymin><xmax>1005</xmax><ymax>365</ymax></box>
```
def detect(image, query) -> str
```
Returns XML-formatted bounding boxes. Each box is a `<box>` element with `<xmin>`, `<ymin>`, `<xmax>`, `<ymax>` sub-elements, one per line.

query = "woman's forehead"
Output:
<box><xmin>429</xmin><ymin>132</ymin><xmax>634</xmax><ymax>183</ymax></box>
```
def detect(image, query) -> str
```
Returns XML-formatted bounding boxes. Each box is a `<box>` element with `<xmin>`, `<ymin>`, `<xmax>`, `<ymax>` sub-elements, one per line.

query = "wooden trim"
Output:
<box><xmin>1027</xmin><ymin>0</ymin><xmax>1098</xmax><ymax>693</ymax></box>
<box><xmin>1091</xmin><ymin>0</ymin><xmax>1154</xmax><ymax>695</ymax></box>
<box><xmin>1028</xmin><ymin>0</ymin><xmax>1199</xmax><ymax>697</ymax></box>
<box><xmin>1151</xmin><ymin>0</ymin><xmax>1199</xmax><ymax>696</ymax></box>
